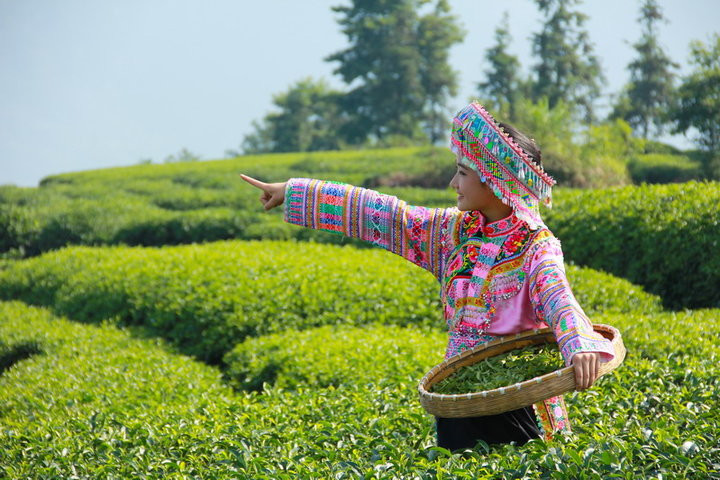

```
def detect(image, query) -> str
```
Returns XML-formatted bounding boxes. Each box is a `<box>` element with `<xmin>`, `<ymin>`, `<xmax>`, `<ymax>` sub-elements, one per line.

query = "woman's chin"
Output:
<box><xmin>457</xmin><ymin>198</ymin><xmax>471</xmax><ymax>211</ymax></box>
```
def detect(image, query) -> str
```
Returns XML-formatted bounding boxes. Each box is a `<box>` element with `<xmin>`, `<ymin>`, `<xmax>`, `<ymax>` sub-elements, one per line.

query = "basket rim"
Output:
<box><xmin>418</xmin><ymin>323</ymin><xmax>622</xmax><ymax>402</ymax></box>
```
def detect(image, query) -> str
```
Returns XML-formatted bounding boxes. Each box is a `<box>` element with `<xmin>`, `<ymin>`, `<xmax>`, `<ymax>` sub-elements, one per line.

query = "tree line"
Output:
<box><xmin>238</xmin><ymin>0</ymin><xmax>719</xmax><ymax>178</ymax></box>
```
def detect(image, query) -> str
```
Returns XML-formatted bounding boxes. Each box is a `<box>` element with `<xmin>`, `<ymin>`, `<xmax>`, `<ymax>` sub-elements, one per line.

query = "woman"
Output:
<box><xmin>241</xmin><ymin>102</ymin><xmax>615</xmax><ymax>450</ymax></box>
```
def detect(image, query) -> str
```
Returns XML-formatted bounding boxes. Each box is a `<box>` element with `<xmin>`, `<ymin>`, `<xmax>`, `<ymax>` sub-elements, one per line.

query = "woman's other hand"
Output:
<box><xmin>571</xmin><ymin>352</ymin><xmax>600</xmax><ymax>391</ymax></box>
<box><xmin>240</xmin><ymin>174</ymin><xmax>287</xmax><ymax>211</ymax></box>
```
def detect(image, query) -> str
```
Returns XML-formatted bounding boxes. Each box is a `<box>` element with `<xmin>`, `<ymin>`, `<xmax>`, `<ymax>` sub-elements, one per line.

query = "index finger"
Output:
<box><xmin>239</xmin><ymin>174</ymin><xmax>268</xmax><ymax>189</ymax></box>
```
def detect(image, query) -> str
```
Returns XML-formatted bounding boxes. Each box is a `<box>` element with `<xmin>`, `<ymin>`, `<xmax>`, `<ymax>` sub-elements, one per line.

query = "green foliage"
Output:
<box><xmin>416</xmin><ymin>0</ymin><xmax>465</xmax><ymax>143</ymax></box>
<box><xmin>577</xmin><ymin>119</ymin><xmax>641</xmax><ymax>187</ymax></box>
<box><xmin>543</xmin><ymin>181</ymin><xmax>720</xmax><ymax>309</ymax></box>
<box><xmin>610</xmin><ymin>0</ymin><xmax>678</xmax><ymax>138</ymax></box>
<box><xmin>1</xmin><ymin>147</ymin><xmax>716</xmax><ymax>311</ymax></box>
<box><xmin>531</xmin><ymin>0</ymin><xmax>604</xmax><ymax>123</ymax></box>
<box><xmin>326</xmin><ymin>0</ymin><xmax>463</xmax><ymax>144</ymax></box>
<box><xmin>671</xmin><ymin>34</ymin><xmax>720</xmax><ymax>176</ymax></box>
<box><xmin>3</xmin><ymin>300</ymin><xmax>718</xmax><ymax>478</ymax></box>
<box><xmin>0</xmin><ymin>147</ymin><xmax>461</xmax><ymax>257</ymax></box>
<box><xmin>0</xmin><ymin>240</ymin><xmax>661</xmax><ymax>366</ymax></box>
<box><xmin>643</xmin><ymin>139</ymin><xmax>682</xmax><ymax>155</ymax></box>
<box><xmin>505</xmin><ymin>98</ymin><xmax>634</xmax><ymax>188</ymax></box>
<box><xmin>432</xmin><ymin>343</ymin><xmax>564</xmax><ymax>394</ymax></box>
<box><xmin>224</xmin><ymin>324</ymin><xmax>445</xmax><ymax>392</ymax></box>
<box><xmin>477</xmin><ymin>12</ymin><xmax>526</xmax><ymax>121</ymax></box>
<box><xmin>362</xmin><ymin>147</ymin><xmax>456</xmax><ymax>189</ymax></box>
<box><xmin>564</xmin><ymin>264</ymin><xmax>663</xmax><ymax>315</ymax></box>
<box><xmin>0</xmin><ymin>241</ymin><xmax>442</xmax><ymax>364</ymax></box>
<box><xmin>4</xmin><ymin>143</ymin><xmax>696</xmax><ymax>261</ymax></box>
<box><xmin>241</xmin><ymin>78</ymin><xmax>345</xmax><ymax>154</ymax></box>
<box><xmin>628</xmin><ymin>153</ymin><xmax>703</xmax><ymax>184</ymax></box>
<box><xmin>163</xmin><ymin>147</ymin><xmax>201</xmax><ymax>163</ymax></box>
<box><xmin>0</xmin><ymin>300</ymin><xmax>246</xmax><ymax>478</ymax></box>
<box><xmin>497</xmin><ymin>98</ymin><xmax>583</xmax><ymax>186</ymax></box>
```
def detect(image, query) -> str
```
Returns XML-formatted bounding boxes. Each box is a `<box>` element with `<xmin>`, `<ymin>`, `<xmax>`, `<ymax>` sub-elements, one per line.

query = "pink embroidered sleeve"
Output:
<box><xmin>528</xmin><ymin>237</ymin><xmax>616</xmax><ymax>365</ymax></box>
<box><xmin>283</xmin><ymin>178</ymin><xmax>456</xmax><ymax>279</ymax></box>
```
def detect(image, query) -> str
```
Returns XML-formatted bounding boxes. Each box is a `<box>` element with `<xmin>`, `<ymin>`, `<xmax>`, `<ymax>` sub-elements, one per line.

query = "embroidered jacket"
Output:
<box><xmin>283</xmin><ymin>178</ymin><xmax>615</xmax><ymax>365</ymax></box>
<box><xmin>282</xmin><ymin>178</ymin><xmax>617</xmax><ymax>438</ymax></box>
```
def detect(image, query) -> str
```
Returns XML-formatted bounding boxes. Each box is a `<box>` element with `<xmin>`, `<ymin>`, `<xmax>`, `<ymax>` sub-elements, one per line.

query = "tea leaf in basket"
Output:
<box><xmin>431</xmin><ymin>343</ymin><xmax>564</xmax><ymax>395</ymax></box>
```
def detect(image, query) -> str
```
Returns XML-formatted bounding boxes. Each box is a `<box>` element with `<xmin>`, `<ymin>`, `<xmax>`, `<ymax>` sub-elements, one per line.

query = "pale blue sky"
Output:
<box><xmin>1</xmin><ymin>0</ymin><xmax>718</xmax><ymax>187</ymax></box>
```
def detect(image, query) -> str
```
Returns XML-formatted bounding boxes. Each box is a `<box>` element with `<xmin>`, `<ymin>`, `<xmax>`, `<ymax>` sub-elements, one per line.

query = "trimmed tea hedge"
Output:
<box><xmin>2</xmin><ymin>300</ymin><xmax>719</xmax><ymax>478</ymax></box>
<box><xmin>223</xmin><ymin>324</ymin><xmax>446</xmax><ymax>391</ymax></box>
<box><xmin>0</xmin><ymin>241</ymin><xmax>442</xmax><ymax>363</ymax></box>
<box><xmin>0</xmin><ymin>301</ymin><xmax>247</xmax><ymax>478</ymax></box>
<box><xmin>542</xmin><ymin>181</ymin><xmax>720</xmax><ymax>309</ymax></box>
<box><xmin>0</xmin><ymin>240</ymin><xmax>661</xmax><ymax>365</ymax></box>
<box><xmin>628</xmin><ymin>153</ymin><xmax>703</xmax><ymax>184</ymax></box>
<box><xmin>0</xmin><ymin>148</ymin><xmax>452</xmax><ymax>258</ymax></box>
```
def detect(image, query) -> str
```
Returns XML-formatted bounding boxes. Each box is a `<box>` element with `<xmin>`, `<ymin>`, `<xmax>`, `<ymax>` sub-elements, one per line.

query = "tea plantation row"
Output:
<box><xmin>0</xmin><ymin>148</ymin><xmax>452</xmax><ymax>257</ymax></box>
<box><xmin>2</xmin><ymin>299</ymin><xmax>719</xmax><ymax>478</ymax></box>
<box><xmin>0</xmin><ymin>240</ymin><xmax>662</xmax><ymax>366</ymax></box>
<box><xmin>1</xmin><ymin>148</ymin><xmax>718</xmax><ymax>309</ymax></box>
<box><xmin>540</xmin><ymin>181</ymin><xmax>720</xmax><ymax>309</ymax></box>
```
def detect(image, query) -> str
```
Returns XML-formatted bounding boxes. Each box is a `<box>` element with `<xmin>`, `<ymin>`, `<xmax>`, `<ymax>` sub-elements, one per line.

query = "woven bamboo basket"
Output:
<box><xmin>418</xmin><ymin>324</ymin><xmax>625</xmax><ymax>418</ymax></box>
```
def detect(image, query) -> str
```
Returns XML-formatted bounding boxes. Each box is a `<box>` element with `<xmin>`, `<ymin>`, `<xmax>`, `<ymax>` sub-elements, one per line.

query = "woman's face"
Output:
<box><xmin>449</xmin><ymin>153</ymin><xmax>498</xmax><ymax>212</ymax></box>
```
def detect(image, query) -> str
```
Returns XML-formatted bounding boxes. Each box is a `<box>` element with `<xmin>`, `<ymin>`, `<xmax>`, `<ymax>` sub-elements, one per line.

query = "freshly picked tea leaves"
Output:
<box><xmin>431</xmin><ymin>343</ymin><xmax>565</xmax><ymax>395</ymax></box>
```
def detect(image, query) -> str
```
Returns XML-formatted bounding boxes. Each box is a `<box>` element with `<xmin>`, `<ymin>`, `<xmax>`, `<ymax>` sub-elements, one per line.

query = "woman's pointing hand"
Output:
<box><xmin>240</xmin><ymin>174</ymin><xmax>287</xmax><ymax>211</ymax></box>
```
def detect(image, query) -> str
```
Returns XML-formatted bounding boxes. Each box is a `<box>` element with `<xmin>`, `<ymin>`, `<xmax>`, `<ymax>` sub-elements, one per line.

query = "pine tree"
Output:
<box><xmin>326</xmin><ymin>0</ymin><xmax>463</xmax><ymax>144</ymax></box>
<box><xmin>477</xmin><ymin>12</ymin><xmax>525</xmax><ymax>121</ymax></box>
<box><xmin>531</xmin><ymin>0</ymin><xmax>604</xmax><ymax>124</ymax></box>
<box><xmin>417</xmin><ymin>0</ymin><xmax>464</xmax><ymax>144</ymax></box>
<box><xmin>611</xmin><ymin>0</ymin><xmax>678</xmax><ymax>138</ymax></box>
<box><xmin>672</xmin><ymin>34</ymin><xmax>720</xmax><ymax>178</ymax></box>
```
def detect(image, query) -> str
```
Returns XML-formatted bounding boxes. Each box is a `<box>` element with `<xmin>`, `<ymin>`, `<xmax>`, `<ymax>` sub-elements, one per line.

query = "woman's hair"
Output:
<box><xmin>498</xmin><ymin>122</ymin><xmax>542</xmax><ymax>168</ymax></box>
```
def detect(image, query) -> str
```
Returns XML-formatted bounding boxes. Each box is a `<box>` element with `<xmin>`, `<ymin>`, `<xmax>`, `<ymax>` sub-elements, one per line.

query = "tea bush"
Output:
<box><xmin>0</xmin><ymin>241</ymin><xmax>442</xmax><ymax>363</ymax></box>
<box><xmin>2</xmin><ymin>301</ymin><xmax>719</xmax><ymax>478</ymax></box>
<box><xmin>0</xmin><ymin>300</ymin><xmax>247</xmax><ymax>478</ymax></box>
<box><xmin>3</xmin><ymin>146</ymin><xmax>704</xmax><ymax>257</ymax></box>
<box><xmin>0</xmin><ymin>148</ymin><xmax>453</xmax><ymax>257</ymax></box>
<box><xmin>3</xmin><ymin>149</ymin><xmax>717</xmax><ymax>311</ymax></box>
<box><xmin>628</xmin><ymin>153</ymin><xmax>703</xmax><ymax>184</ymax></box>
<box><xmin>223</xmin><ymin>324</ymin><xmax>446</xmax><ymax>391</ymax></box>
<box><xmin>542</xmin><ymin>181</ymin><xmax>720</xmax><ymax>309</ymax></box>
<box><xmin>0</xmin><ymin>240</ymin><xmax>661</xmax><ymax>365</ymax></box>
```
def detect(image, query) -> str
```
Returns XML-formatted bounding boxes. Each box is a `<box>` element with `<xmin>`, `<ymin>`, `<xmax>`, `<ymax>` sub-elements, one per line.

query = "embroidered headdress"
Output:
<box><xmin>450</xmin><ymin>102</ymin><xmax>556</xmax><ymax>229</ymax></box>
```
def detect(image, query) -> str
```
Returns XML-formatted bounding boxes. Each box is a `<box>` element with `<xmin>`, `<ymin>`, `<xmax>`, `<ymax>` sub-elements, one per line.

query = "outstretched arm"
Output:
<box><xmin>241</xmin><ymin>174</ymin><xmax>458</xmax><ymax>279</ymax></box>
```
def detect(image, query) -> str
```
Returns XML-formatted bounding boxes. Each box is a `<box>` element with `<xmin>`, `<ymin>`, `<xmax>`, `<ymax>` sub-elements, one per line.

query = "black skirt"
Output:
<box><xmin>435</xmin><ymin>405</ymin><xmax>542</xmax><ymax>451</ymax></box>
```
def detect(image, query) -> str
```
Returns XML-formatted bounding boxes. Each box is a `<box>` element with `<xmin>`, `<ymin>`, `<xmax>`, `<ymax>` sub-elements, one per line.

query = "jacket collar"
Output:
<box><xmin>460</xmin><ymin>210</ymin><xmax>523</xmax><ymax>239</ymax></box>
<box><xmin>482</xmin><ymin>212</ymin><xmax>523</xmax><ymax>237</ymax></box>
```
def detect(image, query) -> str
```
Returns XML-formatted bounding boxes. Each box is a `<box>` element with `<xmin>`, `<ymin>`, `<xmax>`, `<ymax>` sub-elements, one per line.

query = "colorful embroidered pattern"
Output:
<box><xmin>533</xmin><ymin>395</ymin><xmax>572</xmax><ymax>440</ymax></box>
<box><xmin>442</xmin><ymin>213</ymin><xmax>546</xmax><ymax>339</ymax></box>
<box><xmin>284</xmin><ymin>178</ymin><xmax>617</xmax><ymax>437</ymax></box>
<box><xmin>528</xmin><ymin>238</ymin><xmax>616</xmax><ymax>364</ymax></box>
<box><xmin>284</xmin><ymin>178</ymin><xmax>453</xmax><ymax>279</ymax></box>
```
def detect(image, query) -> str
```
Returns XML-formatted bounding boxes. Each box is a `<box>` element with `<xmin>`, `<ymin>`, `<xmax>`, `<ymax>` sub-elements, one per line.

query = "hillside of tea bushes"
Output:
<box><xmin>0</xmin><ymin>240</ymin><xmax>662</xmax><ymax>366</ymax></box>
<box><xmin>1</xmin><ymin>148</ymin><xmax>717</xmax><ymax>308</ymax></box>
<box><xmin>1</xmin><ymin>237</ymin><xmax>717</xmax><ymax>478</ymax></box>
<box><xmin>0</xmin><ymin>148</ymin><xmax>452</xmax><ymax>257</ymax></box>
<box><xmin>540</xmin><ymin>181</ymin><xmax>720</xmax><ymax>309</ymax></box>
<box><xmin>2</xmin><ymin>297</ymin><xmax>719</xmax><ymax>478</ymax></box>
<box><xmin>1</xmin><ymin>148</ymin><xmax>718</xmax><ymax>478</ymax></box>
